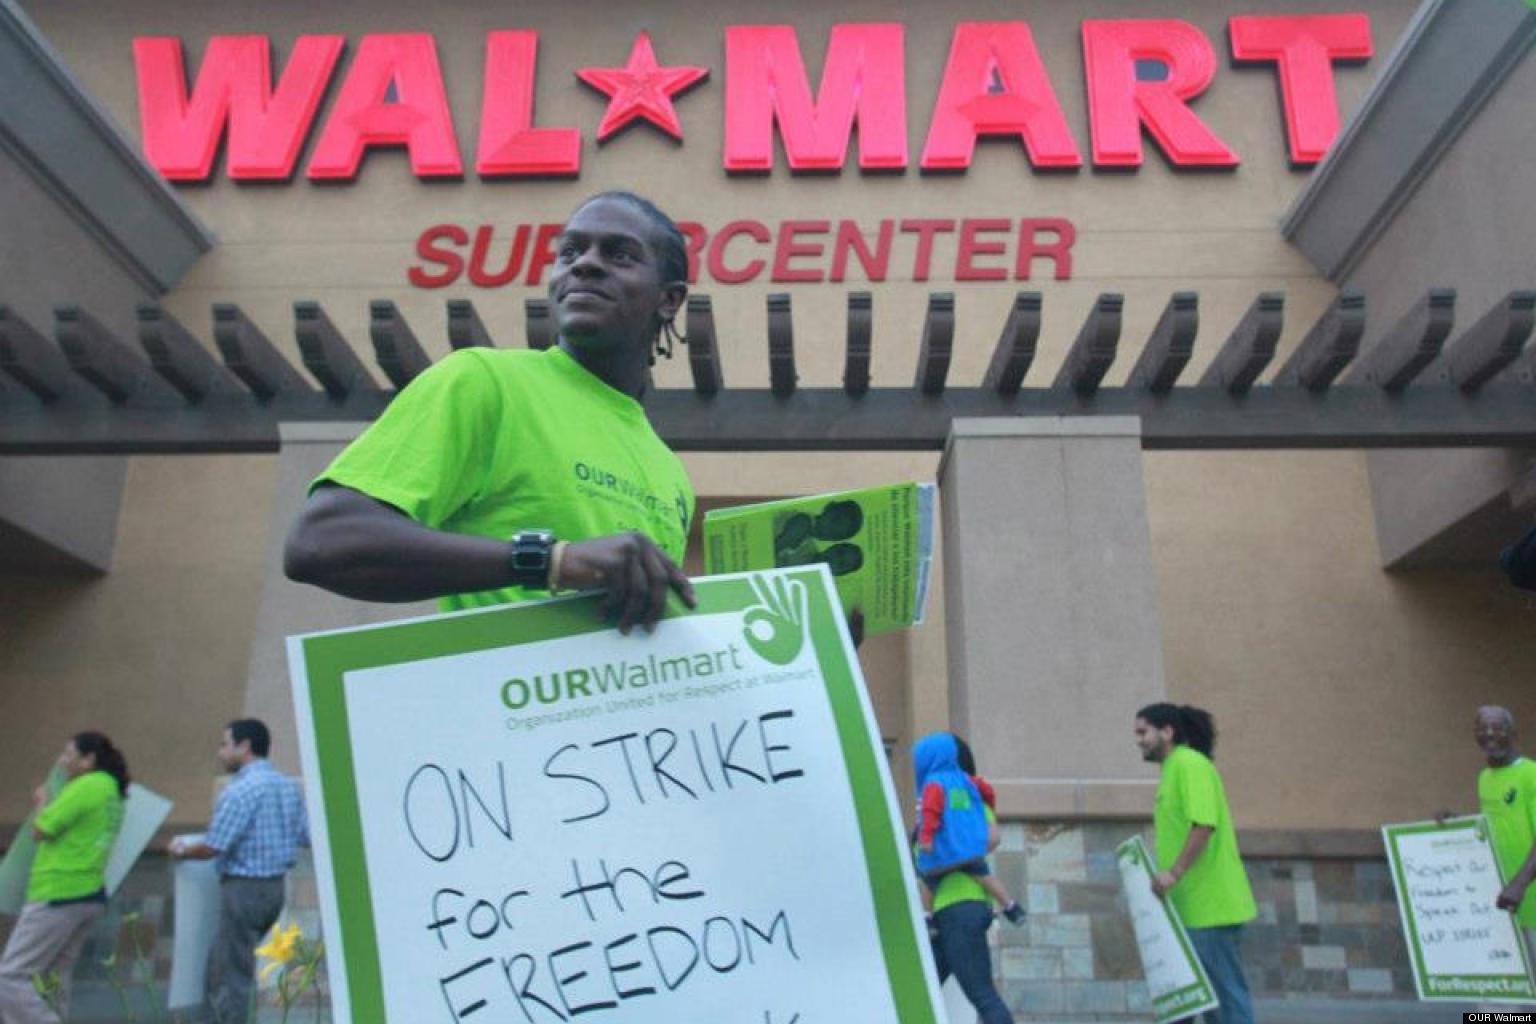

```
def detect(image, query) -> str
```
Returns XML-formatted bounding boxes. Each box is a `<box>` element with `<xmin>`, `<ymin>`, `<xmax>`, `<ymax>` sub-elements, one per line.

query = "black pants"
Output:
<box><xmin>930</xmin><ymin>900</ymin><xmax>1014</xmax><ymax>1024</ymax></box>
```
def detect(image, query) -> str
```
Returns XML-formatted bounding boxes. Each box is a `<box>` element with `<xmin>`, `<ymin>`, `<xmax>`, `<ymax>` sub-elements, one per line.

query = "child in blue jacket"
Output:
<box><xmin>913</xmin><ymin>732</ymin><xmax>1024</xmax><ymax>924</ymax></box>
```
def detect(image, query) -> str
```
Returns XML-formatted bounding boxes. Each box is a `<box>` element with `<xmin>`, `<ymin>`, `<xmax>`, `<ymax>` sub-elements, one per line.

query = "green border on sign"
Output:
<box><xmin>1383</xmin><ymin>816</ymin><xmax>1536</xmax><ymax>1002</ymax></box>
<box><xmin>1115</xmin><ymin>835</ymin><xmax>1218</xmax><ymax>1023</ymax></box>
<box><xmin>294</xmin><ymin>569</ymin><xmax>937</xmax><ymax>1024</ymax></box>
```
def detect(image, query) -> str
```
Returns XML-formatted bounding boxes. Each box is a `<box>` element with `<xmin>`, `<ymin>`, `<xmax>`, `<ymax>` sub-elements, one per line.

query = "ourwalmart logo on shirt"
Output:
<box><xmin>572</xmin><ymin>460</ymin><xmax>689</xmax><ymax>534</ymax></box>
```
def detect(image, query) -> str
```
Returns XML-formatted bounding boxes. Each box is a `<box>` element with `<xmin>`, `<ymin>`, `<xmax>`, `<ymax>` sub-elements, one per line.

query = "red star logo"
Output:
<box><xmin>575</xmin><ymin>32</ymin><xmax>709</xmax><ymax>143</ymax></box>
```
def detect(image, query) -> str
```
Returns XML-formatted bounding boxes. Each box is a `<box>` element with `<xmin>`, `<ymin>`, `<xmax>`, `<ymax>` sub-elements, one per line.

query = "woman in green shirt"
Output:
<box><xmin>0</xmin><ymin>731</ymin><xmax>129</xmax><ymax>1024</ymax></box>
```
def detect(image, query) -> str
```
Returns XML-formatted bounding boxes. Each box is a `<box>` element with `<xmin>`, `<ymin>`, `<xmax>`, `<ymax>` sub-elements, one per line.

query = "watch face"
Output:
<box><xmin>509</xmin><ymin>531</ymin><xmax>554</xmax><ymax>584</ymax></box>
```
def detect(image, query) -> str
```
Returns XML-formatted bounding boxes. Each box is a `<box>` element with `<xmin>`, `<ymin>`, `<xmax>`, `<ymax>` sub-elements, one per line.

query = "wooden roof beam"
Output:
<box><xmin>137</xmin><ymin>304</ymin><xmax>242</xmax><ymax>403</ymax></box>
<box><xmin>914</xmin><ymin>293</ymin><xmax>955</xmax><ymax>395</ymax></box>
<box><xmin>1051</xmin><ymin>293</ymin><xmax>1123</xmax><ymax>395</ymax></box>
<box><xmin>1130</xmin><ymin>292</ymin><xmax>1199</xmax><ymax>393</ymax></box>
<box><xmin>1438</xmin><ymin>290</ymin><xmax>1536</xmax><ymax>393</ymax></box>
<box><xmin>0</xmin><ymin>305</ymin><xmax>76</xmax><ymax>401</ymax></box>
<box><xmin>447</xmin><ymin>299</ymin><xmax>496</xmax><ymax>349</ymax></box>
<box><xmin>1198</xmin><ymin>292</ymin><xmax>1284</xmax><ymax>395</ymax></box>
<box><xmin>982</xmin><ymin>292</ymin><xmax>1042</xmax><ymax>396</ymax></box>
<box><xmin>844</xmin><ymin>292</ymin><xmax>871</xmax><ymax>397</ymax></box>
<box><xmin>684</xmin><ymin>295</ymin><xmax>722</xmax><ymax>397</ymax></box>
<box><xmin>1275</xmin><ymin>290</ymin><xmax>1366</xmax><ymax>392</ymax></box>
<box><xmin>368</xmin><ymin>300</ymin><xmax>432</xmax><ymax>389</ymax></box>
<box><xmin>56</xmin><ymin>305</ymin><xmax>176</xmax><ymax>404</ymax></box>
<box><xmin>767</xmin><ymin>293</ymin><xmax>796</xmax><ymax>397</ymax></box>
<box><xmin>525</xmin><ymin>298</ymin><xmax>554</xmax><ymax>350</ymax></box>
<box><xmin>1343</xmin><ymin>289</ymin><xmax>1455</xmax><ymax>391</ymax></box>
<box><xmin>213</xmin><ymin>303</ymin><xmax>313</xmax><ymax>401</ymax></box>
<box><xmin>295</xmin><ymin>301</ymin><xmax>377</xmax><ymax>399</ymax></box>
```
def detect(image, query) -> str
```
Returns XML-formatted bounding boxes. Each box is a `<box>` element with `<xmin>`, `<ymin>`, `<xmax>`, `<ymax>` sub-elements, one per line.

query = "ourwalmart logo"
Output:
<box><xmin>742</xmin><ymin>574</ymin><xmax>809</xmax><ymax>666</ymax></box>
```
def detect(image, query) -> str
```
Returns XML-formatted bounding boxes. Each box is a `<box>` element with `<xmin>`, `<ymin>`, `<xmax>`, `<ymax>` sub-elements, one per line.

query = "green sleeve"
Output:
<box><xmin>313</xmin><ymin>349</ymin><xmax>500</xmax><ymax>528</ymax></box>
<box><xmin>34</xmin><ymin>776</ymin><xmax>91</xmax><ymax>837</ymax></box>
<box><xmin>1525</xmin><ymin>763</ymin><xmax>1536</xmax><ymax>833</ymax></box>
<box><xmin>1178</xmin><ymin>755</ymin><xmax>1222</xmax><ymax>828</ymax></box>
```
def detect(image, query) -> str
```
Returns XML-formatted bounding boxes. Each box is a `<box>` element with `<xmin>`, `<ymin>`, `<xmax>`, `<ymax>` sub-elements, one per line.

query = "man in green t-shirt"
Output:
<box><xmin>1472</xmin><ymin>706</ymin><xmax>1536</xmax><ymax>941</ymax></box>
<box><xmin>286</xmin><ymin>191</ymin><xmax>696</xmax><ymax>629</ymax></box>
<box><xmin>0</xmin><ymin>732</ymin><xmax>128</xmax><ymax>1024</ymax></box>
<box><xmin>1135</xmin><ymin>703</ymin><xmax>1256</xmax><ymax>1024</ymax></box>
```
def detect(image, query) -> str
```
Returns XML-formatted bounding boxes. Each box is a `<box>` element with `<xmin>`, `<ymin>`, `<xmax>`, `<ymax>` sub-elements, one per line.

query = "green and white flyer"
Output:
<box><xmin>702</xmin><ymin>482</ymin><xmax>935</xmax><ymax>637</ymax></box>
<box><xmin>1115</xmin><ymin>835</ymin><xmax>1219</xmax><ymax>1023</ymax></box>
<box><xmin>288</xmin><ymin>567</ymin><xmax>945</xmax><ymax>1023</ymax></box>
<box><xmin>1383</xmin><ymin>815</ymin><xmax>1536</xmax><ymax>1003</ymax></box>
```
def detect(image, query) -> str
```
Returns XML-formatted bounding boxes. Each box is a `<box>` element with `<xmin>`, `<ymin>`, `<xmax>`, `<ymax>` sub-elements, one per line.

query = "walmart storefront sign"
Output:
<box><xmin>288</xmin><ymin>567</ymin><xmax>941</xmax><ymax>1023</ymax></box>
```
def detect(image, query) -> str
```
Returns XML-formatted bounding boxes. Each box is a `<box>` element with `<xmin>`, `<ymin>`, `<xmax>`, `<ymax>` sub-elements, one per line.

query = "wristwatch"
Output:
<box><xmin>507</xmin><ymin>529</ymin><xmax>557</xmax><ymax>588</ymax></box>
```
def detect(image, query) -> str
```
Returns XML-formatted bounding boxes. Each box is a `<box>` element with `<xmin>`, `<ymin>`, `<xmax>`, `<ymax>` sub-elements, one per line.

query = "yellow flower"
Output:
<box><xmin>256</xmin><ymin>922</ymin><xmax>302</xmax><ymax>983</ymax></box>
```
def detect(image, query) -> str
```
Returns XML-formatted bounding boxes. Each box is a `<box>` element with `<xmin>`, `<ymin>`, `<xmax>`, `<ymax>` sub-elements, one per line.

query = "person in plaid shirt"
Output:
<box><xmin>171</xmin><ymin>719</ymin><xmax>309</xmax><ymax>1024</ymax></box>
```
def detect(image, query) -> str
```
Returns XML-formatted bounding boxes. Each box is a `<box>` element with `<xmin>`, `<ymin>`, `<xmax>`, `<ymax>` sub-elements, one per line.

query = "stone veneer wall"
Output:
<box><xmin>987</xmin><ymin>822</ymin><xmax>1413</xmax><ymax>1020</ymax></box>
<box><xmin>0</xmin><ymin>825</ymin><xmax>1416</xmax><ymax>1022</ymax></box>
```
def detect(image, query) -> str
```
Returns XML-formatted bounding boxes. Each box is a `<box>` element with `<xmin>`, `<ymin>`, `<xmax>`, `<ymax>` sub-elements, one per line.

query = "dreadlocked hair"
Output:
<box><xmin>571</xmin><ymin>190</ymin><xmax>690</xmax><ymax>364</ymax></box>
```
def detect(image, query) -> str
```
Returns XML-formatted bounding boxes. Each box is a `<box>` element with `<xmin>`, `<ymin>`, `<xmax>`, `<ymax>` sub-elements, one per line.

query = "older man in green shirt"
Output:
<box><xmin>1472</xmin><ymin>706</ymin><xmax>1536</xmax><ymax>942</ymax></box>
<box><xmin>1135</xmin><ymin>703</ymin><xmax>1256</xmax><ymax>1024</ymax></box>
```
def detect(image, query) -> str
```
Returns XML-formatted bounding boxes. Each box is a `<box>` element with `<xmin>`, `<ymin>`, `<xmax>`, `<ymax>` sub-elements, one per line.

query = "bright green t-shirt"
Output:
<box><xmin>1154</xmin><ymin>745</ymin><xmax>1256</xmax><ymax>929</ymax></box>
<box><xmin>315</xmin><ymin>347</ymin><xmax>695</xmax><ymax>611</ymax></box>
<box><xmin>1478</xmin><ymin>757</ymin><xmax>1536</xmax><ymax>927</ymax></box>
<box><xmin>29</xmin><ymin>771</ymin><xmax>124</xmax><ymax>903</ymax></box>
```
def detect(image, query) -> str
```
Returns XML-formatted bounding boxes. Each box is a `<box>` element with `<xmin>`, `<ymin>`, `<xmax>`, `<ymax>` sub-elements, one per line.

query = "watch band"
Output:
<box><xmin>548</xmin><ymin>541</ymin><xmax>569</xmax><ymax>593</ymax></box>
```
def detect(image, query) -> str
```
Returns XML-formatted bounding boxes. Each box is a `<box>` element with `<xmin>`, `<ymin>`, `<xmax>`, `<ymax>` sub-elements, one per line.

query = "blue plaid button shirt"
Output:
<box><xmin>206</xmin><ymin>759</ymin><xmax>310</xmax><ymax>878</ymax></box>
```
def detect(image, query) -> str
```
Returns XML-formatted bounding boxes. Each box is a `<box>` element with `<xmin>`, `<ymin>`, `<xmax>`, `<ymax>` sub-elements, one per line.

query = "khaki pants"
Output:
<box><xmin>0</xmin><ymin>901</ymin><xmax>105</xmax><ymax>1024</ymax></box>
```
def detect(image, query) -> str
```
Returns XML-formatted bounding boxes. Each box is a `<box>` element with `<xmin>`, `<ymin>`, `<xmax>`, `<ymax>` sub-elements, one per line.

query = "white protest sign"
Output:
<box><xmin>1115</xmin><ymin>835</ymin><xmax>1219</xmax><ymax>1023</ymax></box>
<box><xmin>168</xmin><ymin>833</ymin><xmax>221</xmax><ymax>1010</ymax></box>
<box><xmin>105</xmin><ymin>783</ymin><xmax>174</xmax><ymax>897</ymax></box>
<box><xmin>1383</xmin><ymin>816</ymin><xmax>1536</xmax><ymax>1003</ymax></box>
<box><xmin>289</xmin><ymin>568</ymin><xmax>945</xmax><ymax>1024</ymax></box>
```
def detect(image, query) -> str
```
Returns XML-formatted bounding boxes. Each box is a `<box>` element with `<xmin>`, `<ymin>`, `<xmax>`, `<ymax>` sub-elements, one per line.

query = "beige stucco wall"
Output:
<box><xmin>0</xmin><ymin>455</ymin><xmax>277</xmax><ymax>825</ymax></box>
<box><xmin>9</xmin><ymin>0</ymin><xmax>1524</xmax><ymax>836</ymax></box>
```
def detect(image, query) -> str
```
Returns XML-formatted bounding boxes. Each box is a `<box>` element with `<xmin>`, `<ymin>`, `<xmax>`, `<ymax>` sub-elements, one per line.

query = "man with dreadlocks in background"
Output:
<box><xmin>287</xmin><ymin>191</ymin><xmax>697</xmax><ymax>629</ymax></box>
<box><xmin>1134</xmin><ymin>703</ymin><xmax>1257</xmax><ymax>1024</ymax></box>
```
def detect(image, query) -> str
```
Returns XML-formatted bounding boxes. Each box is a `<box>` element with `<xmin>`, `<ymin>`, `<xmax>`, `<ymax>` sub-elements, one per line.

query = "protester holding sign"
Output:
<box><xmin>1135</xmin><ymin>703</ymin><xmax>1256</xmax><ymax>1024</ymax></box>
<box><xmin>170</xmin><ymin>719</ymin><xmax>309</xmax><ymax>1024</ymax></box>
<box><xmin>0</xmin><ymin>731</ymin><xmax>128</xmax><ymax>1024</ymax></box>
<box><xmin>1473</xmin><ymin>706</ymin><xmax>1536</xmax><ymax>941</ymax></box>
<box><xmin>285</xmin><ymin>191</ymin><xmax>697</xmax><ymax>631</ymax></box>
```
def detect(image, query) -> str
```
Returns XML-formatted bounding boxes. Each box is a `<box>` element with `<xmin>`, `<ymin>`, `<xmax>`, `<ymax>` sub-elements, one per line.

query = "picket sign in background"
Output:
<box><xmin>290</xmin><ymin>567</ymin><xmax>947</xmax><ymax>1024</ymax></box>
<box><xmin>1383</xmin><ymin>816</ymin><xmax>1536</xmax><ymax>1004</ymax></box>
<box><xmin>1114</xmin><ymin>836</ymin><xmax>1218</xmax><ymax>1024</ymax></box>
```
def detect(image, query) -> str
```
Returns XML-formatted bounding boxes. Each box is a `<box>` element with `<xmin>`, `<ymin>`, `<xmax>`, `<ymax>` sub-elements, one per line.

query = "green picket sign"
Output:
<box><xmin>1116</xmin><ymin>835</ymin><xmax>1220</xmax><ymax>1023</ymax></box>
<box><xmin>288</xmin><ymin>567</ymin><xmax>945</xmax><ymax>1024</ymax></box>
<box><xmin>1383</xmin><ymin>815</ymin><xmax>1536</xmax><ymax>1003</ymax></box>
